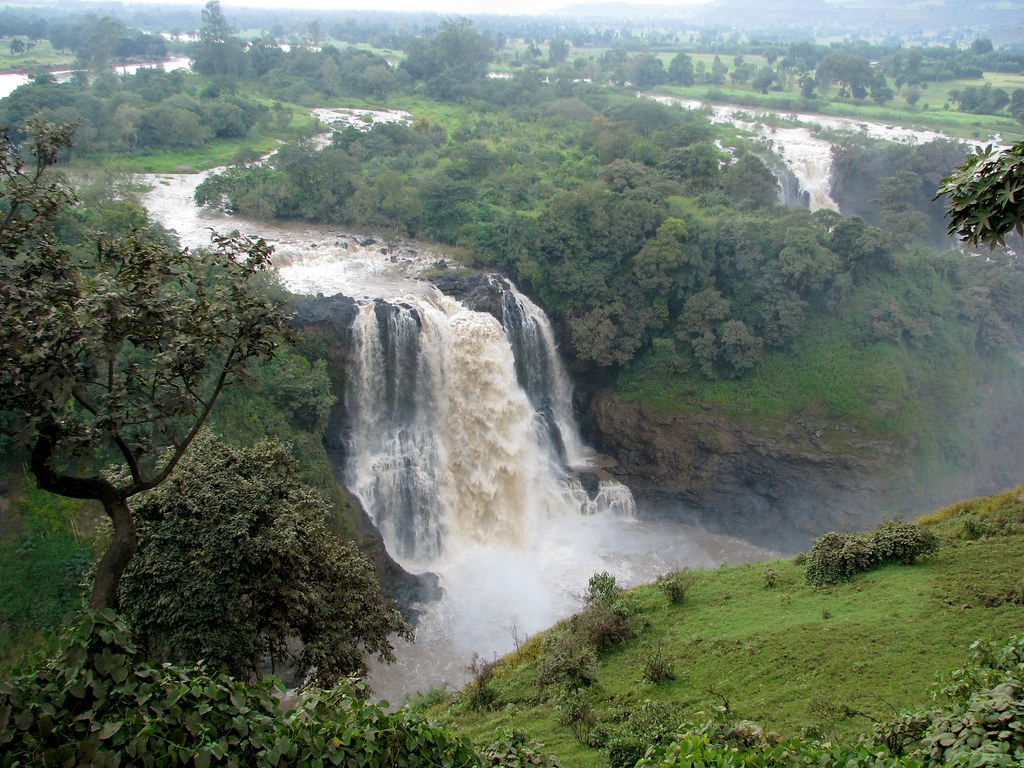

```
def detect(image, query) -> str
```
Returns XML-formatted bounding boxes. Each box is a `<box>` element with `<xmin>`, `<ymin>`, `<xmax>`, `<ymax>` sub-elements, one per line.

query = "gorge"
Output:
<box><xmin>138</xmin><ymin>104</ymin><xmax>1024</xmax><ymax>700</ymax></box>
<box><xmin>142</xmin><ymin>173</ymin><xmax>771</xmax><ymax>700</ymax></box>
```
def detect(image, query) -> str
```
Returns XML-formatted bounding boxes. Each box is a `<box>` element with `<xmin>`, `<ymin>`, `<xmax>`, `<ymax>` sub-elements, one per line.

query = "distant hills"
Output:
<box><xmin>557</xmin><ymin>0</ymin><xmax>1024</xmax><ymax>45</ymax></box>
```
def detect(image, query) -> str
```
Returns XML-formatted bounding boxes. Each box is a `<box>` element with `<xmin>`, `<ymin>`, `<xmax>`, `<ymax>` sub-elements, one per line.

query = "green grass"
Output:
<box><xmin>435</xmin><ymin>487</ymin><xmax>1024</xmax><ymax>767</ymax></box>
<box><xmin>616</xmin><ymin>324</ymin><xmax>916</xmax><ymax>443</ymax></box>
<box><xmin>0</xmin><ymin>478</ymin><xmax>93</xmax><ymax>669</ymax></box>
<box><xmin>0</xmin><ymin>38</ymin><xmax>74</xmax><ymax>72</ymax></box>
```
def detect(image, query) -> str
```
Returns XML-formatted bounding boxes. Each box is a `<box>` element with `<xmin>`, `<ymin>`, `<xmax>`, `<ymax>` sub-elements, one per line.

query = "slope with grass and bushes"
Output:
<box><xmin>432</xmin><ymin>486</ymin><xmax>1024</xmax><ymax>768</ymax></box>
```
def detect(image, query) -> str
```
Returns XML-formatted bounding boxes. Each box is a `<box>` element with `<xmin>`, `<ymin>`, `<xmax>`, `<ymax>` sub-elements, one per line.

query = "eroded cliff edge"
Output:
<box><xmin>576</xmin><ymin>387</ymin><xmax>1022</xmax><ymax>553</ymax></box>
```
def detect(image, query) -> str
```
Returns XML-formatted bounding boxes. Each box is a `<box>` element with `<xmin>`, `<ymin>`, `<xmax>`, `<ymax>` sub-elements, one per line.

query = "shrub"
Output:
<box><xmin>480</xmin><ymin>729</ymin><xmax>562</xmax><ymax>767</ymax></box>
<box><xmin>536</xmin><ymin>631</ymin><xmax>598</xmax><ymax>691</ymax></box>
<box><xmin>572</xmin><ymin>604</ymin><xmax>633</xmax><ymax>654</ymax></box>
<box><xmin>606</xmin><ymin>700</ymin><xmax>679</xmax><ymax>768</ymax></box>
<box><xmin>464</xmin><ymin>652</ymin><xmax>500</xmax><ymax>711</ymax></box>
<box><xmin>763</xmin><ymin>568</ymin><xmax>778</xmax><ymax>589</ymax></box>
<box><xmin>870</xmin><ymin>710</ymin><xmax>934</xmax><ymax>757</ymax></box>
<box><xmin>586</xmin><ymin>571</ymin><xmax>623</xmax><ymax>607</ymax></box>
<box><xmin>639</xmin><ymin>643</ymin><xmax>676</xmax><ymax>684</ymax></box>
<box><xmin>870</xmin><ymin>519</ymin><xmax>940</xmax><ymax>564</ymax></box>
<box><xmin>553</xmin><ymin>688</ymin><xmax>597</xmax><ymax>745</ymax></box>
<box><xmin>656</xmin><ymin>569</ymin><xmax>694</xmax><ymax>604</ymax></box>
<box><xmin>0</xmin><ymin>610</ymin><xmax>479</xmax><ymax>768</ymax></box>
<box><xmin>937</xmin><ymin>635</ymin><xmax>1024</xmax><ymax>706</ymax></box>
<box><xmin>804</xmin><ymin>531</ymin><xmax>877</xmax><ymax>586</ymax></box>
<box><xmin>923</xmin><ymin>681</ymin><xmax>1024</xmax><ymax>767</ymax></box>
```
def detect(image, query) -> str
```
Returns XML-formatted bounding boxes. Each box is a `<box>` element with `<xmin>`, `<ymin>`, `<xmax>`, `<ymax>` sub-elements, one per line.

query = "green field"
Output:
<box><xmin>0</xmin><ymin>37</ymin><xmax>74</xmax><ymax>73</ymax></box>
<box><xmin>435</xmin><ymin>487</ymin><xmax>1024</xmax><ymax>767</ymax></box>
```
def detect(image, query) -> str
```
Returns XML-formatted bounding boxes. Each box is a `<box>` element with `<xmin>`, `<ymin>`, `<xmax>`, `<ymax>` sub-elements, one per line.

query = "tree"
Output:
<box><xmin>710</xmin><ymin>55</ymin><xmax>728</xmax><ymax>85</ymax></box>
<box><xmin>667</xmin><ymin>53</ymin><xmax>694</xmax><ymax>86</ymax></box>
<box><xmin>0</xmin><ymin>121</ymin><xmax>290</xmax><ymax>610</ymax></box>
<box><xmin>119</xmin><ymin>433</ymin><xmax>410</xmax><ymax>686</ymax></box>
<box><xmin>936</xmin><ymin>140</ymin><xmax>1024</xmax><ymax>247</ymax></box>
<box><xmin>192</xmin><ymin>0</ymin><xmax>247</xmax><ymax>79</ymax></box>
<box><xmin>816</xmin><ymin>52</ymin><xmax>875</xmax><ymax>100</ymax></box>
<box><xmin>401</xmin><ymin>18</ymin><xmax>492</xmax><ymax>97</ymax></box>
<box><xmin>752</xmin><ymin>66</ymin><xmax>777</xmax><ymax>94</ymax></box>
<box><xmin>628</xmin><ymin>53</ymin><xmax>665</xmax><ymax>88</ymax></box>
<box><xmin>548</xmin><ymin>37</ymin><xmax>570</xmax><ymax>67</ymax></box>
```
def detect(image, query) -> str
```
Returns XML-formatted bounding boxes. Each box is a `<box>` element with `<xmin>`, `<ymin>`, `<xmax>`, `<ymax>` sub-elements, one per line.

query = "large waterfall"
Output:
<box><xmin>345</xmin><ymin>283</ymin><xmax>634</xmax><ymax>571</ymax></box>
<box><xmin>141</xmin><ymin>170</ymin><xmax>770</xmax><ymax>701</ymax></box>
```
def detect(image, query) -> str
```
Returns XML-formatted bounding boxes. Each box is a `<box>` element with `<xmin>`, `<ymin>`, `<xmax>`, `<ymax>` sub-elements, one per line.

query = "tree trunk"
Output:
<box><xmin>90</xmin><ymin>495</ymin><xmax>138</xmax><ymax>610</ymax></box>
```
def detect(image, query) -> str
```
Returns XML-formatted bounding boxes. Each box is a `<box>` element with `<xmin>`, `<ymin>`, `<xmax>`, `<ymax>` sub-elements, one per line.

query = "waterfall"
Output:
<box><xmin>344</xmin><ymin>280</ymin><xmax>635</xmax><ymax>571</ymax></box>
<box><xmin>139</xmin><ymin>170</ymin><xmax>772</xmax><ymax>702</ymax></box>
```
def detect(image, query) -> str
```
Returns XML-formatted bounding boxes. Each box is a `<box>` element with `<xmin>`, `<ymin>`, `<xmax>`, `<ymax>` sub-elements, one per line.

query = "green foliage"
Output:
<box><xmin>869</xmin><ymin>520</ymin><xmax>940</xmax><ymax>565</ymax></box>
<box><xmin>0</xmin><ymin>119</ymin><xmax>290</xmax><ymax>609</ymax></box>
<box><xmin>571</xmin><ymin>604</ymin><xmax>634</xmax><ymax>655</ymax></box>
<box><xmin>638</xmin><ymin>643</ymin><xmax>676</xmax><ymax>685</ymax></box>
<box><xmin>605</xmin><ymin>699</ymin><xmax>681</xmax><ymax>768</ymax></box>
<box><xmin>935</xmin><ymin>636</ymin><xmax>1024</xmax><ymax>708</ymax></box>
<box><xmin>656</xmin><ymin>570</ymin><xmax>694</xmax><ymax>604</ymax></box>
<box><xmin>585</xmin><ymin>571</ymin><xmax>622</xmax><ymax>607</ymax></box>
<box><xmin>463</xmin><ymin>653</ymin><xmax>500</xmax><ymax>712</ymax></box>
<box><xmin>923</xmin><ymin>681</ymin><xmax>1024</xmax><ymax>767</ymax></box>
<box><xmin>118</xmin><ymin>432</ymin><xmax>409</xmax><ymax>687</ymax></box>
<box><xmin>0</xmin><ymin>480</ymin><xmax>91</xmax><ymax>649</ymax></box>
<box><xmin>480</xmin><ymin>729</ymin><xmax>562</xmax><ymax>767</ymax></box>
<box><xmin>0</xmin><ymin>610</ymin><xmax>478</xmax><ymax>768</ymax></box>
<box><xmin>805</xmin><ymin>520</ymin><xmax>940</xmax><ymax>587</ymax></box>
<box><xmin>636</xmin><ymin>730</ymin><xmax>923</xmax><ymax>767</ymax></box>
<box><xmin>553</xmin><ymin>688</ymin><xmax>598</xmax><ymax>745</ymax></box>
<box><xmin>936</xmin><ymin>140</ymin><xmax>1024</xmax><ymax>248</ymax></box>
<box><xmin>869</xmin><ymin>710</ymin><xmax>935</xmax><ymax>757</ymax></box>
<box><xmin>536</xmin><ymin>631</ymin><xmax>598</xmax><ymax>692</ymax></box>
<box><xmin>803</xmin><ymin>531</ymin><xmax>877</xmax><ymax>587</ymax></box>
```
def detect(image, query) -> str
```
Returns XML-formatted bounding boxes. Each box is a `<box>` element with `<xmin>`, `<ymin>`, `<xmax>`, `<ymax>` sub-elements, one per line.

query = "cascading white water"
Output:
<box><xmin>345</xmin><ymin>282</ymin><xmax>636</xmax><ymax>573</ymax></box>
<box><xmin>140</xmin><ymin>165</ymin><xmax>772</xmax><ymax>703</ymax></box>
<box><xmin>644</xmin><ymin>94</ymin><xmax>997</xmax><ymax>213</ymax></box>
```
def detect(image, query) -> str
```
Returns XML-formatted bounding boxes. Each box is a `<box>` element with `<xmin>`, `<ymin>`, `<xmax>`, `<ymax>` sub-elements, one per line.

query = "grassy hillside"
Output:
<box><xmin>433</xmin><ymin>486</ymin><xmax>1024</xmax><ymax>767</ymax></box>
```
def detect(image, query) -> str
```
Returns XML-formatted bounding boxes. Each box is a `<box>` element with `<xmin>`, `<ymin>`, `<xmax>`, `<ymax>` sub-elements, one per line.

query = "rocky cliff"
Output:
<box><xmin>577</xmin><ymin>389</ymin><xmax>969</xmax><ymax>552</ymax></box>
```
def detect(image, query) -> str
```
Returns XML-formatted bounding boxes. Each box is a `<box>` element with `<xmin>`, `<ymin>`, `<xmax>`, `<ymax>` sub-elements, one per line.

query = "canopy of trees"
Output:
<box><xmin>0</xmin><ymin>121</ymin><xmax>290</xmax><ymax>609</ymax></box>
<box><xmin>119</xmin><ymin>433</ymin><xmax>410</xmax><ymax>687</ymax></box>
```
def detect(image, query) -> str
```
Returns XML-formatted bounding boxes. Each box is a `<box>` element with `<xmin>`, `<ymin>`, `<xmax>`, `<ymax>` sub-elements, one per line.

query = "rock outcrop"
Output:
<box><xmin>578</xmin><ymin>390</ymin><xmax>927</xmax><ymax>552</ymax></box>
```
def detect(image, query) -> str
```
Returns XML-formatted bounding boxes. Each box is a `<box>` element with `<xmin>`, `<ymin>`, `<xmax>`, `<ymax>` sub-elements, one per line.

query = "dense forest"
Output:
<box><xmin>1</xmin><ymin>1</ymin><xmax>1024</xmax><ymax>765</ymax></box>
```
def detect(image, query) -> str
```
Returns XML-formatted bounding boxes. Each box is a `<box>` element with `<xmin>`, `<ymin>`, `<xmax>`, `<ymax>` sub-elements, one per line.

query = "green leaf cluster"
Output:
<box><xmin>118</xmin><ymin>432</ymin><xmax>410</xmax><ymax>688</ymax></box>
<box><xmin>936</xmin><ymin>140</ymin><xmax>1024</xmax><ymax>248</ymax></box>
<box><xmin>0</xmin><ymin>610</ymin><xmax>478</xmax><ymax>767</ymax></box>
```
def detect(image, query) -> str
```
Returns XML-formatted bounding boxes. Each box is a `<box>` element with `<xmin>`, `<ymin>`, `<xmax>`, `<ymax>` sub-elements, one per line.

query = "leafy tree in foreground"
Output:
<box><xmin>936</xmin><ymin>139</ymin><xmax>1024</xmax><ymax>247</ymax></box>
<box><xmin>119</xmin><ymin>433</ymin><xmax>411</xmax><ymax>687</ymax></box>
<box><xmin>0</xmin><ymin>120</ymin><xmax>290</xmax><ymax>610</ymax></box>
<box><xmin>0</xmin><ymin>610</ymin><xmax>478</xmax><ymax>767</ymax></box>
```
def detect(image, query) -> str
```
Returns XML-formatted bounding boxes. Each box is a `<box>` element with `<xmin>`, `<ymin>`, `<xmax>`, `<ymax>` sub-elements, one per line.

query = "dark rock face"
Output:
<box><xmin>578</xmin><ymin>390</ymin><xmax>924</xmax><ymax>553</ymax></box>
<box><xmin>430</xmin><ymin>271</ymin><xmax>507</xmax><ymax>321</ymax></box>
<box><xmin>291</xmin><ymin>293</ymin><xmax>359</xmax><ymax>329</ymax></box>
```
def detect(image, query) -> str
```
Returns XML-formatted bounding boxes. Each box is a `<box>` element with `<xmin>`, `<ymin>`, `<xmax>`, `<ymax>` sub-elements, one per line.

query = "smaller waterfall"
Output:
<box><xmin>763</xmin><ymin>126</ymin><xmax>839</xmax><ymax>212</ymax></box>
<box><xmin>497</xmin><ymin>282</ymin><xmax>593</xmax><ymax>468</ymax></box>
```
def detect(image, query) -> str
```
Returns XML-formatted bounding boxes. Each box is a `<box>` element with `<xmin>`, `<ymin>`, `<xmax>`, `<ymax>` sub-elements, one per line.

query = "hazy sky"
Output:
<box><xmin>207</xmin><ymin>0</ymin><xmax>714</xmax><ymax>16</ymax></box>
